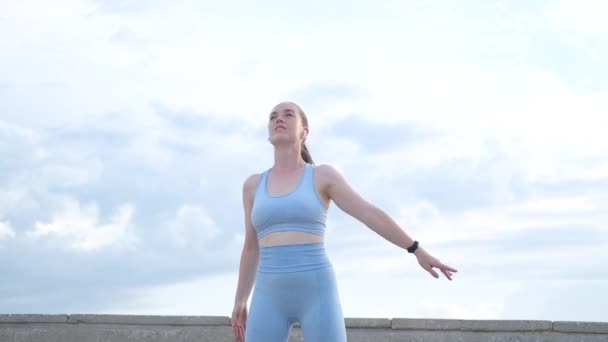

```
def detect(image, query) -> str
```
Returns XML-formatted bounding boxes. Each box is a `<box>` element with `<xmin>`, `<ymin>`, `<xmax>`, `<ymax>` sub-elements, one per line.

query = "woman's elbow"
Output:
<box><xmin>243</xmin><ymin>232</ymin><xmax>259</xmax><ymax>251</ymax></box>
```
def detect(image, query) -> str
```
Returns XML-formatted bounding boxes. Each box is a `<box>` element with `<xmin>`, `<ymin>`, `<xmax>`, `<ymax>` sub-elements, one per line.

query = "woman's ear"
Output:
<box><xmin>302</xmin><ymin>127</ymin><xmax>309</xmax><ymax>139</ymax></box>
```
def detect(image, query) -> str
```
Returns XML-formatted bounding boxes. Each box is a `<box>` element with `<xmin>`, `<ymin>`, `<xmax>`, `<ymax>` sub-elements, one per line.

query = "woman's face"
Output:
<box><xmin>268</xmin><ymin>102</ymin><xmax>306</xmax><ymax>144</ymax></box>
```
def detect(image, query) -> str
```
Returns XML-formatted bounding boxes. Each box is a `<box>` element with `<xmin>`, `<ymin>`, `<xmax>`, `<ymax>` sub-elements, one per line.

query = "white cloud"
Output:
<box><xmin>396</xmin><ymin>192</ymin><xmax>607</xmax><ymax>245</ymax></box>
<box><xmin>39</xmin><ymin>161</ymin><xmax>104</xmax><ymax>188</ymax></box>
<box><xmin>167</xmin><ymin>204</ymin><xmax>221</xmax><ymax>247</ymax></box>
<box><xmin>97</xmin><ymin>272</ymin><xmax>238</xmax><ymax>316</ymax></box>
<box><xmin>1</xmin><ymin>0</ymin><xmax>607</xmax><ymax>322</ymax></box>
<box><xmin>416</xmin><ymin>299</ymin><xmax>505</xmax><ymax>320</ymax></box>
<box><xmin>0</xmin><ymin>120</ymin><xmax>41</xmax><ymax>143</ymax></box>
<box><xmin>323</xmin><ymin>188</ymin><xmax>607</xmax><ymax>286</ymax></box>
<box><xmin>25</xmin><ymin>197</ymin><xmax>138</xmax><ymax>252</ymax></box>
<box><xmin>342</xmin><ymin>67</ymin><xmax>608</xmax><ymax>188</ymax></box>
<box><xmin>545</xmin><ymin>0</ymin><xmax>608</xmax><ymax>34</ymax></box>
<box><xmin>0</xmin><ymin>221</ymin><xmax>16</xmax><ymax>240</ymax></box>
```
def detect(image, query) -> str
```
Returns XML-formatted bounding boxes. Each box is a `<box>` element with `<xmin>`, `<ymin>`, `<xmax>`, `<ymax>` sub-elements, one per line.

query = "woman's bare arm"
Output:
<box><xmin>321</xmin><ymin>164</ymin><xmax>457</xmax><ymax>280</ymax></box>
<box><xmin>233</xmin><ymin>174</ymin><xmax>261</xmax><ymax>304</ymax></box>
<box><xmin>321</xmin><ymin>164</ymin><xmax>415</xmax><ymax>249</ymax></box>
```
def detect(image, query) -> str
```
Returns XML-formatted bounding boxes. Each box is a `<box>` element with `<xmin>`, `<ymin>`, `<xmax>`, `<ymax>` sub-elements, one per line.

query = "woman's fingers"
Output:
<box><xmin>428</xmin><ymin>261</ymin><xmax>457</xmax><ymax>280</ymax></box>
<box><xmin>238</xmin><ymin>326</ymin><xmax>244</xmax><ymax>342</ymax></box>
<box><xmin>441</xmin><ymin>268</ymin><xmax>452</xmax><ymax>280</ymax></box>
<box><xmin>230</xmin><ymin>305</ymin><xmax>248</xmax><ymax>341</ymax></box>
<box><xmin>233</xmin><ymin>324</ymin><xmax>244</xmax><ymax>342</ymax></box>
<box><xmin>417</xmin><ymin>252</ymin><xmax>458</xmax><ymax>280</ymax></box>
<box><xmin>231</xmin><ymin>314</ymin><xmax>244</xmax><ymax>342</ymax></box>
<box><xmin>444</xmin><ymin>265</ymin><xmax>458</xmax><ymax>273</ymax></box>
<box><xmin>240</xmin><ymin>310</ymin><xmax>246</xmax><ymax>339</ymax></box>
<box><xmin>437</xmin><ymin>262</ymin><xmax>457</xmax><ymax>280</ymax></box>
<box><xmin>438</xmin><ymin>262</ymin><xmax>458</xmax><ymax>273</ymax></box>
<box><xmin>426</xmin><ymin>264</ymin><xmax>439</xmax><ymax>278</ymax></box>
<box><xmin>433</xmin><ymin>260</ymin><xmax>457</xmax><ymax>274</ymax></box>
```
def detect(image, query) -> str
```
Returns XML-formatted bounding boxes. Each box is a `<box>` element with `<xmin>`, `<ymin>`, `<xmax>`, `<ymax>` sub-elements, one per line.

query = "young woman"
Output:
<box><xmin>231</xmin><ymin>102</ymin><xmax>457</xmax><ymax>341</ymax></box>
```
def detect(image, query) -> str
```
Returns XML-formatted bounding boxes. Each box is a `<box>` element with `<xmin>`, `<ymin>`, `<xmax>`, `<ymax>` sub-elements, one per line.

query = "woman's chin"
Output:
<box><xmin>269</xmin><ymin>137</ymin><xmax>297</xmax><ymax>145</ymax></box>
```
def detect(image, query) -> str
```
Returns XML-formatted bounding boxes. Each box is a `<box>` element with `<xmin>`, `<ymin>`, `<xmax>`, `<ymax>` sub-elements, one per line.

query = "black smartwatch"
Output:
<box><xmin>407</xmin><ymin>240</ymin><xmax>419</xmax><ymax>253</ymax></box>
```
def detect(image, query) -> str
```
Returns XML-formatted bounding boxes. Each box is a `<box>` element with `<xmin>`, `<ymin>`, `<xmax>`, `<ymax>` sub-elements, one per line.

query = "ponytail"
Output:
<box><xmin>301</xmin><ymin>142</ymin><xmax>314</xmax><ymax>164</ymax></box>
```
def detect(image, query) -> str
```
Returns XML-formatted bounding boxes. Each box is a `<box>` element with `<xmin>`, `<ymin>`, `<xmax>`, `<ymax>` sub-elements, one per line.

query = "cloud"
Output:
<box><xmin>25</xmin><ymin>197</ymin><xmax>138</xmax><ymax>252</ymax></box>
<box><xmin>95</xmin><ymin>272</ymin><xmax>238</xmax><ymax>316</ymax></box>
<box><xmin>323</xmin><ymin>183</ymin><xmax>607</xmax><ymax>289</ymax></box>
<box><xmin>395</xmin><ymin>192</ymin><xmax>607</xmax><ymax>245</ymax></box>
<box><xmin>503</xmin><ymin>279</ymin><xmax>608</xmax><ymax>321</ymax></box>
<box><xmin>88</xmin><ymin>0</ymin><xmax>159</xmax><ymax>14</ymax></box>
<box><xmin>1</xmin><ymin>0</ymin><xmax>607</xmax><ymax>321</ymax></box>
<box><xmin>545</xmin><ymin>0</ymin><xmax>608</xmax><ymax>34</ymax></box>
<box><xmin>323</xmin><ymin>116</ymin><xmax>429</xmax><ymax>154</ymax></box>
<box><xmin>167</xmin><ymin>204</ymin><xmax>222</xmax><ymax>247</ymax></box>
<box><xmin>0</xmin><ymin>221</ymin><xmax>16</xmax><ymax>240</ymax></box>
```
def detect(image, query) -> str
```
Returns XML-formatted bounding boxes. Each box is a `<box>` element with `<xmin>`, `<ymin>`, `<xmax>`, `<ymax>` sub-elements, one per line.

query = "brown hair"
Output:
<box><xmin>288</xmin><ymin>102</ymin><xmax>314</xmax><ymax>165</ymax></box>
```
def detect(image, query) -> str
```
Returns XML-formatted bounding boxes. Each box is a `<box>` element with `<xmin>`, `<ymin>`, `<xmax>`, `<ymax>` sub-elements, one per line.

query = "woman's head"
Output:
<box><xmin>268</xmin><ymin>101</ymin><xmax>314</xmax><ymax>164</ymax></box>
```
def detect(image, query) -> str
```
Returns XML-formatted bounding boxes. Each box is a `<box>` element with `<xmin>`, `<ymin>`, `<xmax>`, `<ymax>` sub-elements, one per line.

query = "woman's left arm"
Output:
<box><xmin>321</xmin><ymin>164</ymin><xmax>457</xmax><ymax>280</ymax></box>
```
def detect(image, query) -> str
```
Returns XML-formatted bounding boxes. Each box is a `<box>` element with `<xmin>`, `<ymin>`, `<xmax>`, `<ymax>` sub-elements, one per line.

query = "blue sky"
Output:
<box><xmin>1</xmin><ymin>0</ymin><xmax>607</xmax><ymax>322</ymax></box>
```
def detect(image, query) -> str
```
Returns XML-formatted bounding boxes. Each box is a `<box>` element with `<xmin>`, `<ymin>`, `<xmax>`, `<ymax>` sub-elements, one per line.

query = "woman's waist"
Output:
<box><xmin>259</xmin><ymin>230</ymin><xmax>324</xmax><ymax>247</ymax></box>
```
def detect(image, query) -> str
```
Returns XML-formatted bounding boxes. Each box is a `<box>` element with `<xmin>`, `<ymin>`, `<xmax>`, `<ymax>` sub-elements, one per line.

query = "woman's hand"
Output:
<box><xmin>414</xmin><ymin>247</ymin><xmax>457</xmax><ymax>280</ymax></box>
<box><xmin>231</xmin><ymin>301</ymin><xmax>248</xmax><ymax>342</ymax></box>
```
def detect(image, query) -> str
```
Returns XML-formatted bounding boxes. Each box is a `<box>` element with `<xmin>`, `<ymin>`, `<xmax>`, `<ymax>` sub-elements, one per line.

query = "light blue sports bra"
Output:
<box><xmin>251</xmin><ymin>163</ymin><xmax>328</xmax><ymax>239</ymax></box>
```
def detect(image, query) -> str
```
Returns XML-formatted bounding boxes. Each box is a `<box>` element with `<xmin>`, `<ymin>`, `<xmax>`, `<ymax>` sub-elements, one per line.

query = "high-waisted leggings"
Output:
<box><xmin>245</xmin><ymin>242</ymin><xmax>347</xmax><ymax>341</ymax></box>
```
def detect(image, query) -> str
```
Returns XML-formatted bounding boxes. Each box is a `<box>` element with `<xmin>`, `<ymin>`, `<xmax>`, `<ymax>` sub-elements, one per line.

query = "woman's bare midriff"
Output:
<box><xmin>259</xmin><ymin>231</ymin><xmax>324</xmax><ymax>247</ymax></box>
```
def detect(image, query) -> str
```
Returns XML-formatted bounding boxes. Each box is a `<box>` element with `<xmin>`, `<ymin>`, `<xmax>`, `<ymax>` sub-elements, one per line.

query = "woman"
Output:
<box><xmin>231</xmin><ymin>101</ymin><xmax>457</xmax><ymax>341</ymax></box>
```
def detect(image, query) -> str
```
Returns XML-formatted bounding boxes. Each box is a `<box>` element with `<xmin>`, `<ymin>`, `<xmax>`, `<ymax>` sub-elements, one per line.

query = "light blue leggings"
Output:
<box><xmin>245</xmin><ymin>242</ymin><xmax>347</xmax><ymax>341</ymax></box>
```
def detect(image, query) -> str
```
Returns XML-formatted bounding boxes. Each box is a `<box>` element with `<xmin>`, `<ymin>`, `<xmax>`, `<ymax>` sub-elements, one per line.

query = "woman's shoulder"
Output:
<box><xmin>311</xmin><ymin>163</ymin><xmax>344</xmax><ymax>188</ymax></box>
<box><xmin>242</xmin><ymin>168</ymin><xmax>267</xmax><ymax>195</ymax></box>
<box><xmin>243</xmin><ymin>172</ymin><xmax>261</xmax><ymax>188</ymax></box>
<box><xmin>312</xmin><ymin>163</ymin><xmax>341</xmax><ymax>177</ymax></box>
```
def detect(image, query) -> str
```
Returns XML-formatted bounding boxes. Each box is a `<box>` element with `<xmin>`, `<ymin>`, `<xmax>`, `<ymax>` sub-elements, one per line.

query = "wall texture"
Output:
<box><xmin>1</xmin><ymin>314</ymin><xmax>607</xmax><ymax>341</ymax></box>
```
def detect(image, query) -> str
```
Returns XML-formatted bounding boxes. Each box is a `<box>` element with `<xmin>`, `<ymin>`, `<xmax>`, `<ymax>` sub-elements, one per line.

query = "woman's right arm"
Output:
<box><xmin>233</xmin><ymin>174</ymin><xmax>260</xmax><ymax>305</ymax></box>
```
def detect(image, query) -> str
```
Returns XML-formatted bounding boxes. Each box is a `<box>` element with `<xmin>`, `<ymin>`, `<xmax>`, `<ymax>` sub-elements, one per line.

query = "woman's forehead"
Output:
<box><xmin>271</xmin><ymin>102</ymin><xmax>297</xmax><ymax>114</ymax></box>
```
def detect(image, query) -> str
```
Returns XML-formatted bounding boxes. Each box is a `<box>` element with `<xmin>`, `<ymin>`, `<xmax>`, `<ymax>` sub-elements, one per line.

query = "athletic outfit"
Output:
<box><xmin>246</xmin><ymin>163</ymin><xmax>347</xmax><ymax>341</ymax></box>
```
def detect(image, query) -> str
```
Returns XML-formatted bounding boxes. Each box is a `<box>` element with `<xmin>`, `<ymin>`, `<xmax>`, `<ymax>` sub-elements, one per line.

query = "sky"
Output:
<box><xmin>1</xmin><ymin>0</ymin><xmax>607</xmax><ymax>323</ymax></box>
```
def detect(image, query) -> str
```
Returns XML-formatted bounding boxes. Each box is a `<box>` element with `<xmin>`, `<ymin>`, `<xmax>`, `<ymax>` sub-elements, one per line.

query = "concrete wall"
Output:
<box><xmin>1</xmin><ymin>314</ymin><xmax>607</xmax><ymax>341</ymax></box>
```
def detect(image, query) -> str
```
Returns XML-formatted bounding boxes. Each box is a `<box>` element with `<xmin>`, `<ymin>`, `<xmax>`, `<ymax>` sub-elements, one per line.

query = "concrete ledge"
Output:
<box><xmin>2</xmin><ymin>314</ymin><xmax>607</xmax><ymax>342</ymax></box>
<box><xmin>392</xmin><ymin>318</ymin><xmax>553</xmax><ymax>331</ymax></box>
<box><xmin>67</xmin><ymin>314</ymin><xmax>228</xmax><ymax>326</ymax></box>
<box><xmin>0</xmin><ymin>314</ymin><xmax>69</xmax><ymax>323</ymax></box>
<box><xmin>345</xmin><ymin>317</ymin><xmax>392</xmax><ymax>328</ymax></box>
<box><xmin>554</xmin><ymin>321</ymin><xmax>608</xmax><ymax>334</ymax></box>
<box><xmin>272</xmin><ymin>317</ymin><xmax>393</xmax><ymax>329</ymax></box>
